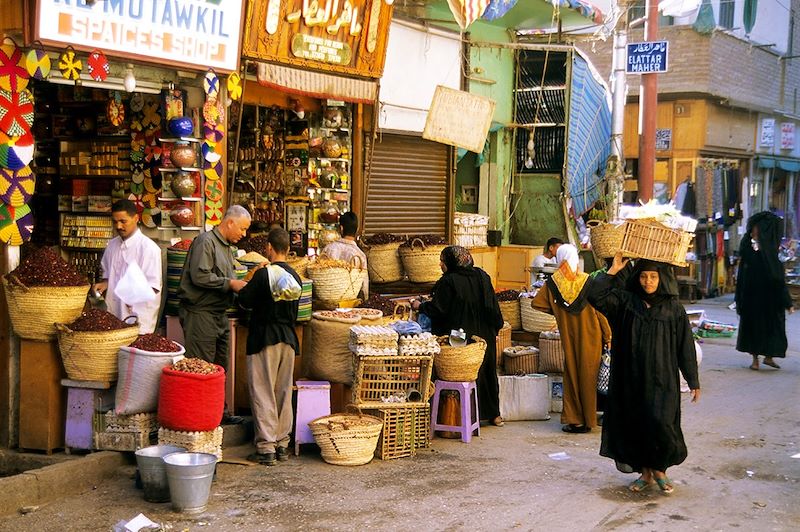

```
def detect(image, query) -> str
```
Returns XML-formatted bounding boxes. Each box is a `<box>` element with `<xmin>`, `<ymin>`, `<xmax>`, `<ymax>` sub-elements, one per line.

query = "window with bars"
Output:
<box><xmin>719</xmin><ymin>0</ymin><xmax>735</xmax><ymax>29</ymax></box>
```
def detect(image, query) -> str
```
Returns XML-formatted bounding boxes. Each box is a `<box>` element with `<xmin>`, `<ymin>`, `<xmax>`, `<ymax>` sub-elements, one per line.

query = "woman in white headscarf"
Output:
<box><xmin>531</xmin><ymin>244</ymin><xmax>611</xmax><ymax>433</ymax></box>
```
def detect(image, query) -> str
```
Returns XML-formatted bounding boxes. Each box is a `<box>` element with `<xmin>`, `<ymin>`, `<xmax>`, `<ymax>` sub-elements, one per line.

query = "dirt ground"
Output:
<box><xmin>0</xmin><ymin>296</ymin><xmax>798</xmax><ymax>531</ymax></box>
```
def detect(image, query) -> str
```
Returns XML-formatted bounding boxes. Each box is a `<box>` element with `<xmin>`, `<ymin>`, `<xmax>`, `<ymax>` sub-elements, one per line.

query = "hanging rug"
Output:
<box><xmin>87</xmin><ymin>50</ymin><xmax>109</xmax><ymax>82</ymax></box>
<box><xmin>58</xmin><ymin>48</ymin><xmax>82</xmax><ymax>81</ymax></box>
<box><xmin>203</xmin><ymin>121</ymin><xmax>224</xmax><ymax>142</ymax></box>
<box><xmin>227</xmin><ymin>72</ymin><xmax>242</xmax><ymax>101</ymax></box>
<box><xmin>203</xmin><ymin>70</ymin><xmax>219</xmax><ymax>97</ymax></box>
<box><xmin>0</xmin><ymin>166</ymin><xmax>35</xmax><ymax>207</ymax></box>
<box><xmin>0</xmin><ymin>142</ymin><xmax>34</xmax><ymax>170</ymax></box>
<box><xmin>0</xmin><ymin>89</ymin><xmax>35</xmax><ymax>137</ymax></box>
<box><xmin>0</xmin><ymin>202</ymin><xmax>33</xmax><ymax>245</ymax></box>
<box><xmin>0</xmin><ymin>38</ymin><xmax>29</xmax><ymax>92</ymax></box>
<box><xmin>25</xmin><ymin>44</ymin><xmax>50</xmax><ymax>81</ymax></box>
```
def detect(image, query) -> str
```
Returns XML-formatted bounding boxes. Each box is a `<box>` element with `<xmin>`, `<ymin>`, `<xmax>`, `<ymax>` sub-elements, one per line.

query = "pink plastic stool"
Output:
<box><xmin>294</xmin><ymin>380</ymin><xmax>331</xmax><ymax>455</ymax></box>
<box><xmin>430</xmin><ymin>380</ymin><xmax>480</xmax><ymax>443</ymax></box>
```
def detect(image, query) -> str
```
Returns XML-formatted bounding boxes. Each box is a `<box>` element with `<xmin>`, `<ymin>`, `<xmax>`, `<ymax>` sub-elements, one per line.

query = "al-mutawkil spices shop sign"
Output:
<box><xmin>243</xmin><ymin>0</ymin><xmax>394</xmax><ymax>78</ymax></box>
<box><xmin>34</xmin><ymin>0</ymin><xmax>245</xmax><ymax>72</ymax></box>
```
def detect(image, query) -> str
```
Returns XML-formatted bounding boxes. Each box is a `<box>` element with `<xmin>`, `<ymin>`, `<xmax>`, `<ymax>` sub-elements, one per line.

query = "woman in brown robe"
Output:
<box><xmin>531</xmin><ymin>244</ymin><xmax>611</xmax><ymax>433</ymax></box>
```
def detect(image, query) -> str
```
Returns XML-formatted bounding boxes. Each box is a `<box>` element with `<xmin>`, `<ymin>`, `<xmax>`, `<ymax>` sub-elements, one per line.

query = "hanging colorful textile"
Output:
<box><xmin>24</xmin><ymin>43</ymin><xmax>50</xmax><ymax>81</ymax></box>
<box><xmin>87</xmin><ymin>50</ymin><xmax>109</xmax><ymax>82</ymax></box>
<box><xmin>0</xmin><ymin>202</ymin><xmax>33</xmax><ymax>245</ymax></box>
<box><xmin>0</xmin><ymin>38</ymin><xmax>29</xmax><ymax>92</ymax></box>
<box><xmin>446</xmin><ymin>0</ymin><xmax>490</xmax><ymax>29</ymax></box>
<box><xmin>0</xmin><ymin>166</ymin><xmax>35</xmax><ymax>207</ymax></box>
<box><xmin>227</xmin><ymin>72</ymin><xmax>242</xmax><ymax>101</ymax></box>
<box><xmin>58</xmin><ymin>47</ymin><xmax>82</xmax><ymax>81</ymax></box>
<box><xmin>481</xmin><ymin>0</ymin><xmax>518</xmax><ymax>21</ymax></box>
<box><xmin>0</xmin><ymin>89</ymin><xmax>34</xmax><ymax>137</ymax></box>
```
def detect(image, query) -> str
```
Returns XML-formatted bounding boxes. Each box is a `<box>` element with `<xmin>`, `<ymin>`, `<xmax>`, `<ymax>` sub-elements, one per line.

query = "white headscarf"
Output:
<box><xmin>556</xmin><ymin>243</ymin><xmax>579</xmax><ymax>272</ymax></box>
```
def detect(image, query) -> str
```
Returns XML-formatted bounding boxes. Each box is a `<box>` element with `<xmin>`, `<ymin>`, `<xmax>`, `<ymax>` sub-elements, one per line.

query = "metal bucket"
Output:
<box><xmin>163</xmin><ymin>452</ymin><xmax>218</xmax><ymax>513</ymax></box>
<box><xmin>135</xmin><ymin>445</ymin><xmax>186</xmax><ymax>502</ymax></box>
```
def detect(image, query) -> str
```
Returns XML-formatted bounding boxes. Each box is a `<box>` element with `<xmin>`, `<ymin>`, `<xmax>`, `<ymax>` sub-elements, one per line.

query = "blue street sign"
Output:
<box><xmin>626</xmin><ymin>41</ymin><xmax>669</xmax><ymax>74</ymax></box>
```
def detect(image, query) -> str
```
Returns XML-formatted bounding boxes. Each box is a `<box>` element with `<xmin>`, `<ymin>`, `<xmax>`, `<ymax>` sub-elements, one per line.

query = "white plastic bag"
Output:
<box><xmin>267</xmin><ymin>264</ymin><xmax>302</xmax><ymax>302</ymax></box>
<box><xmin>498</xmin><ymin>374</ymin><xmax>551</xmax><ymax>421</ymax></box>
<box><xmin>114</xmin><ymin>262</ymin><xmax>156</xmax><ymax>306</ymax></box>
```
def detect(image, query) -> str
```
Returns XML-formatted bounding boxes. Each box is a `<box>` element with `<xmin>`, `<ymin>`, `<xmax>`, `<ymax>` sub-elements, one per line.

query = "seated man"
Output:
<box><xmin>532</xmin><ymin>237</ymin><xmax>564</xmax><ymax>268</ymax></box>
<box><xmin>321</xmin><ymin>211</ymin><xmax>369</xmax><ymax>298</ymax></box>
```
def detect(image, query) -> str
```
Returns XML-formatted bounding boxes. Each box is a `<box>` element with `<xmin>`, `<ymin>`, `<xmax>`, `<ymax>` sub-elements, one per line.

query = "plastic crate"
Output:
<box><xmin>365</xmin><ymin>404</ymin><xmax>430</xmax><ymax>460</ymax></box>
<box><xmin>352</xmin><ymin>355</ymin><xmax>433</xmax><ymax>407</ymax></box>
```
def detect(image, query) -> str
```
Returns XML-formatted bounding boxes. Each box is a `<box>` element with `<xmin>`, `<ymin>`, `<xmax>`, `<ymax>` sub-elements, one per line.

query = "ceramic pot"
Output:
<box><xmin>322</xmin><ymin>138</ymin><xmax>342</xmax><ymax>158</ymax></box>
<box><xmin>170</xmin><ymin>144</ymin><xmax>196</xmax><ymax>168</ymax></box>
<box><xmin>170</xmin><ymin>172</ymin><xmax>196</xmax><ymax>198</ymax></box>
<box><xmin>168</xmin><ymin>117</ymin><xmax>194</xmax><ymax>138</ymax></box>
<box><xmin>170</xmin><ymin>205</ymin><xmax>195</xmax><ymax>227</ymax></box>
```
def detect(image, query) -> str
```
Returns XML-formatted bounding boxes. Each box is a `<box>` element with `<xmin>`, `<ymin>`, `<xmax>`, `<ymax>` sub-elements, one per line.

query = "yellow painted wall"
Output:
<box><xmin>705</xmin><ymin>104</ymin><xmax>755</xmax><ymax>153</ymax></box>
<box><xmin>624</xmin><ymin>99</ymin><xmax>708</xmax><ymax>159</ymax></box>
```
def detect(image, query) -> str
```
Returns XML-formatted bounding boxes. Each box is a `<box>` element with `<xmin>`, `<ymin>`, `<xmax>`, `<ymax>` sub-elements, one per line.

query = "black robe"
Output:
<box><xmin>588</xmin><ymin>272</ymin><xmax>699</xmax><ymax>473</ymax></box>
<box><xmin>421</xmin><ymin>267</ymin><xmax>504</xmax><ymax>419</ymax></box>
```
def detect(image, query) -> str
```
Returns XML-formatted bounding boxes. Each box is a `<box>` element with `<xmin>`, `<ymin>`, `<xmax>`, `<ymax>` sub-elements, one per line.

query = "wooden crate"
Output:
<box><xmin>365</xmin><ymin>404</ymin><xmax>430</xmax><ymax>460</ymax></box>
<box><xmin>352</xmin><ymin>355</ymin><xmax>433</xmax><ymax>407</ymax></box>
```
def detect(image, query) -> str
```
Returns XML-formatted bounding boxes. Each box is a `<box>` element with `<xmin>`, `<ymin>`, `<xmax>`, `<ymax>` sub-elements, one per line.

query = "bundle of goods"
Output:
<box><xmin>165</xmin><ymin>242</ymin><xmax>191</xmax><ymax>316</ymax></box>
<box><xmin>56</xmin><ymin>309</ymin><xmax>139</xmax><ymax>382</ymax></box>
<box><xmin>94</xmin><ymin>411</ymin><xmax>158</xmax><ymax>451</ymax></box>
<box><xmin>503</xmin><ymin>345</ymin><xmax>539</xmax><ymax>375</ymax></box>
<box><xmin>158</xmin><ymin>359</ymin><xmax>225</xmax><ymax>432</ymax></box>
<box><xmin>306</xmin><ymin>255</ymin><xmax>366</xmax><ymax>307</ymax></box>
<box><xmin>589</xmin><ymin>202</ymin><xmax>697</xmax><ymax>266</ymax></box>
<box><xmin>158</xmin><ymin>426</ymin><xmax>224</xmax><ymax>460</ymax></box>
<box><xmin>398</xmin><ymin>235</ymin><xmax>448</xmax><ymax>283</ymax></box>
<box><xmin>3</xmin><ymin>247</ymin><xmax>89</xmax><ymax>340</ymax></box>
<box><xmin>538</xmin><ymin>330</ymin><xmax>565</xmax><ymax>373</ymax></box>
<box><xmin>496</xmin><ymin>290</ymin><xmax>522</xmax><ymax>330</ymax></box>
<box><xmin>303</xmin><ymin>311</ymin><xmax>362</xmax><ymax>384</ymax></box>
<box><xmin>399</xmin><ymin>332</ymin><xmax>440</xmax><ymax>356</ymax></box>
<box><xmin>519</xmin><ymin>292</ymin><xmax>557</xmax><ymax>333</ymax></box>
<box><xmin>308</xmin><ymin>413</ymin><xmax>384</xmax><ymax>466</ymax></box>
<box><xmin>435</xmin><ymin>335</ymin><xmax>487</xmax><ymax>381</ymax></box>
<box><xmin>695</xmin><ymin>319</ymin><xmax>737</xmax><ymax>338</ymax></box>
<box><xmin>362</xmin><ymin>232</ymin><xmax>406</xmax><ymax>283</ymax></box>
<box><xmin>364</xmin><ymin>404</ymin><xmax>431</xmax><ymax>460</ymax></box>
<box><xmin>352</xmin><ymin>354</ymin><xmax>434</xmax><ymax>406</ymax></box>
<box><xmin>495</xmin><ymin>321</ymin><xmax>512</xmax><ymax>367</ymax></box>
<box><xmin>349</xmin><ymin>325</ymin><xmax>398</xmax><ymax>356</ymax></box>
<box><xmin>116</xmin><ymin>334</ymin><xmax>185</xmax><ymax>415</ymax></box>
<box><xmin>453</xmin><ymin>212</ymin><xmax>489</xmax><ymax>248</ymax></box>
<box><xmin>498</xmin><ymin>374</ymin><xmax>550</xmax><ymax>421</ymax></box>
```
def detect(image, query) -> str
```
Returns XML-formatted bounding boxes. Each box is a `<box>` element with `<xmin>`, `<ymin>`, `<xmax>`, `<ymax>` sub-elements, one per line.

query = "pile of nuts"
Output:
<box><xmin>495</xmin><ymin>289</ymin><xmax>521</xmax><ymax>302</ymax></box>
<box><xmin>172</xmin><ymin>358</ymin><xmax>220</xmax><ymax>375</ymax></box>
<box><xmin>9</xmin><ymin>247</ymin><xmax>87</xmax><ymax>287</ymax></box>
<box><xmin>130</xmin><ymin>334</ymin><xmax>182</xmax><ymax>352</ymax></box>
<box><xmin>69</xmin><ymin>309</ymin><xmax>129</xmax><ymax>332</ymax></box>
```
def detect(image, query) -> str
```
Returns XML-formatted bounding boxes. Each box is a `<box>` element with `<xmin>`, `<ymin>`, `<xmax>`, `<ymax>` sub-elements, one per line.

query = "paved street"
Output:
<box><xmin>0</xmin><ymin>296</ymin><xmax>798</xmax><ymax>532</ymax></box>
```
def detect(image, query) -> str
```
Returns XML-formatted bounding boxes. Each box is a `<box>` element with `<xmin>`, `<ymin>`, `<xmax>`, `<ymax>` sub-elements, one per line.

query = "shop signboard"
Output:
<box><xmin>781</xmin><ymin>122</ymin><xmax>795</xmax><ymax>150</ymax></box>
<box><xmin>655</xmin><ymin>128</ymin><xmax>671</xmax><ymax>150</ymax></box>
<box><xmin>626</xmin><ymin>41</ymin><xmax>668</xmax><ymax>74</ymax></box>
<box><xmin>761</xmin><ymin>118</ymin><xmax>775</xmax><ymax>147</ymax></box>
<box><xmin>242</xmin><ymin>0</ymin><xmax>394</xmax><ymax>79</ymax></box>
<box><xmin>423</xmin><ymin>86</ymin><xmax>495</xmax><ymax>154</ymax></box>
<box><xmin>34</xmin><ymin>0</ymin><xmax>245</xmax><ymax>72</ymax></box>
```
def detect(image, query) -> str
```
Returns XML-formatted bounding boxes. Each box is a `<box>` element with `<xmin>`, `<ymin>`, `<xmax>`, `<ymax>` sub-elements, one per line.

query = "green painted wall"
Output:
<box><xmin>456</xmin><ymin>152</ymin><xmax>479</xmax><ymax>213</ymax></box>
<box><xmin>510</xmin><ymin>173</ymin><xmax>567</xmax><ymax>245</ymax></box>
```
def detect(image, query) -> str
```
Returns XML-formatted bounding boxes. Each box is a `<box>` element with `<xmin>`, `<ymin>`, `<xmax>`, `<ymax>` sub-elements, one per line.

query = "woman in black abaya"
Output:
<box><xmin>411</xmin><ymin>246</ymin><xmax>505</xmax><ymax>426</ymax></box>
<box><xmin>735</xmin><ymin>211</ymin><xmax>795</xmax><ymax>370</ymax></box>
<box><xmin>588</xmin><ymin>253</ymin><xmax>700</xmax><ymax>494</ymax></box>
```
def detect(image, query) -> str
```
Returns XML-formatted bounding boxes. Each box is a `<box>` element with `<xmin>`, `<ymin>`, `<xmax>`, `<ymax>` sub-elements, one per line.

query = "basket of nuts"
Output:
<box><xmin>158</xmin><ymin>358</ymin><xmax>225</xmax><ymax>432</ymax></box>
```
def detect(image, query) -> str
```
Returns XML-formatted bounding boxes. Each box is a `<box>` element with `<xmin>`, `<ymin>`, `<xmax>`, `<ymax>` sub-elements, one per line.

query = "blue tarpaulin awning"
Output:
<box><xmin>756</xmin><ymin>155</ymin><xmax>800</xmax><ymax>172</ymax></box>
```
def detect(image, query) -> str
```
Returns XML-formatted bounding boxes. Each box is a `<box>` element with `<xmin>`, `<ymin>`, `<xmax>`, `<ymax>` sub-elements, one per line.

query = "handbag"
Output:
<box><xmin>597</xmin><ymin>345</ymin><xmax>611</xmax><ymax>395</ymax></box>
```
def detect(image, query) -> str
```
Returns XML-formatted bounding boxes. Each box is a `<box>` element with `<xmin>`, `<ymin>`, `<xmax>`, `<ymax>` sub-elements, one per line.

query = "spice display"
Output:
<box><xmin>238</xmin><ymin>234</ymin><xmax>269</xmax><ymax>256</ymax></box>
<box><xmin>69</xmin><ymin>308</ymin><xmax>129</xmax><ymax>332</ymax></box>
<box><xmin>360</xmin><ymin>293</ymin><xmax>397</xmax><ymax>315</ymax></box>
<box><xmin>130</xmin><ymin>333</ymin><xmax>182</xmax><ymax>352</ymax></box>
<box><xmin>170</xmin><ymin>239</ymin><xmax>193</xmax><ymax>251</ymax></box>
<box><xmin>239</xmin><ymin>251</ymin><xmax>268</xmax><ymax>263</ymax></box>
<box><xmin>363</xmin><ymin>233</ymin><xmax>407</xmax><ymax>246</ymax></box>
<box><xmin>171</xmin><ymin>358</ymin><xmax>221</xmax><ymax>375</ymax></box>
<box><xmin>496</xmin><ymin>289</ymin><xmax>521</xmax><ymax>302</ymax></box>
<box><xmin>399</xmin><ymin>234</ymin><xmax>447</xmax><ymax>247</ymax></box>
<box><xmin>9</xmin><ymin>246</ymin><xmax>87</xmax><ymax>286</ymax></box>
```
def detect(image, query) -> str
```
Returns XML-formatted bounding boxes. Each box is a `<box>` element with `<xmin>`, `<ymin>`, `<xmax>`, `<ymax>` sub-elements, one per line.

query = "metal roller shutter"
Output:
<box><xmin>364</xmin><ymin>133</ymin><xmax>451</xmax><ymax>236</ymax></box>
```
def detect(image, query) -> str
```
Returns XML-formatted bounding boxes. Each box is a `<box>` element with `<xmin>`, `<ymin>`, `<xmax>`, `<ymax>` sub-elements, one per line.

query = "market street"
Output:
<box><xmin>0</xmin><ymin>296</ymin><xmax>797</xmax><ymax>532</ymax></box>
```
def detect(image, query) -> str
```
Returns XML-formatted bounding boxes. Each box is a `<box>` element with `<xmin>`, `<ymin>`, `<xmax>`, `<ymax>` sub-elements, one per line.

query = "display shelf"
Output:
<box><xmin>158</xmin><ymin>226</ymin><xmax>201</xmax><ymax>231</ymax></box>
<box><xmin>158</xmin><ymin>167</ymin><xmax>202</xmax><ymax>173</ymax></box>
<box><xmin>158</xmin><ymin>137</ymin><xmax>201</xmax><ymax>143</ymax></box>
<box><xmin>60</xmin><ymin>213</ymin><xmax>114</xmax><ymax>249</ymax></box>
<box><xmin>158</xmin><ymin>196</ymin><xmax>202</xmax><ymax>202</ymax></box>
<box><xmin>314</xmin><ymin>157</ymin><xmax>350</xmax><ymax>163</ymax></box>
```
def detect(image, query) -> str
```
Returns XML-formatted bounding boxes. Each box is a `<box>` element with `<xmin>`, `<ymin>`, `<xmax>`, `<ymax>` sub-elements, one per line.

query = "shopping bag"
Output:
<box><xmin>114</xmin><ymin>262</ymin><xmax>156</xmax><ymax>306</ymax></box>
<box><xmin>597</xmin><ymin>345</ymin><xmax>611</xmax><ymax>395</ymax></box>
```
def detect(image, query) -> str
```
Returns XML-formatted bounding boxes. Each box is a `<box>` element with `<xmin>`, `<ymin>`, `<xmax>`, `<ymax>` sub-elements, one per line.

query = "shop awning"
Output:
<box><xmin>566</xmin><ymin>51</ymin><xmax>611</xmax><ymax>217</ymax></box>
<box><xmin>756</xmin><ymin>155</ymin><xmax>800</xmax><ymax>172</ymax></box>
<box><xmin>256</xmin><ymin>63</ymin><xmax>378</xmax><ymax>104</ymax></box>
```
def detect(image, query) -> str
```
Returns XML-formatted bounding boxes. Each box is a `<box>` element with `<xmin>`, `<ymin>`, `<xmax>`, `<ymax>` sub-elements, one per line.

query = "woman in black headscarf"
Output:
<box><xmin>411</xmin><ymin>246</ymin><xmax>505</xmax><ymax>426</ymax></box>
<box><xmin>587</xmin><ymin>253</ymin><xmax>700</xmax><ymax>494</ymax></box>
<box><xmin>735</xmin><ymin>211</ymin><xmax>795</xmax><ymax>370</ymax></box>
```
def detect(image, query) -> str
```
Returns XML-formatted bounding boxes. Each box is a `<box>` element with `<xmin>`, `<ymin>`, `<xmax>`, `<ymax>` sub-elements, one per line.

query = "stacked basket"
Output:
<box><xmin>520</xmin><ymin>296</ymin><xmax>557</xmax><ymax>333</ymax></box>
<box><xmin>3</xmin><ymin>277</ymin><xmax>89</xmax><ymax>341</ymax></box>
<box><xmin>56</xmin><ymin>322</ymin><xmax>140</xmax><ymax>382</ymax></box>
<box><xmin>398</xmin><ymin>238</ymin><xmax>446</xmax><ymax>283</ymax></box>
<box><xmin>365</xmin><ymin>242</ymin><xmax>404</xmax><ymax>283</ymax></box>
<box><xmin>306</xmin><ymin>256</ymin><xmax>366</xmax><ymax>309</ymax></box>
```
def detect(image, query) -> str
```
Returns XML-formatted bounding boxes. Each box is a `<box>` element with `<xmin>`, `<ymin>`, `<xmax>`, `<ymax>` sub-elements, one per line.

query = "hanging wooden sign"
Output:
<box><xmin>243</xmin><ymin>0</ymin><xmax>394</xmax><ymax>79</ymax></box>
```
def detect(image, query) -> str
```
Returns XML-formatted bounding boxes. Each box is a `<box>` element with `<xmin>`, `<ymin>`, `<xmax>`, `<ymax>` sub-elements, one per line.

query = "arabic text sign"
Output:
<box><xmin>626</xmin><ymin>41</ymin><xmax>669</xmax><ymax>74</ymax></box>
<box><xmin>35</xmin><ymin>0</ymin><xmax>244</xmax><ymax>72</ymax></box>
<box><xmin>423</xmin><ymin>86</ymin><xmax>496</xmax><ymax>154</ymax></box>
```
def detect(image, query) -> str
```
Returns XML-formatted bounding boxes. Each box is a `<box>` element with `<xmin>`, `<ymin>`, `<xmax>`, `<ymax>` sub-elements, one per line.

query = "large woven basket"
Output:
<box><xmin>286</xmin><ymin>252</ymin><xmax>310</xmax><ymax>278</ymax></box>
<box><xmin>498</xmin><ymin>300</ymin><xmax>521</xmax><ymax>330</ymax></box>
<box><xmin>588</xmin><ymin>220</ymin><xmax>625</xmax><ymax>259</ymax></box>
<box><xmin>620</xmin><ymin>218</ymin><xmax>693</xmax><ymax>267</ymax></box>
<box><xmin>435</xmin><ymin>335</ymin><xmax>487</xmax><ymax>381</ymax></box>
<box><xmin>520</xmin><ymin>298</ymin><xmax>557</xmax><ymax>333</ymax></box>
<box><xmin>503</xmin><ymin>346</ymin><xmax>539</xmax><ymax>375</ymax></box>
<box><xmin>399</xmin><ymin>239</ymin><xmax>446</xmax><ymax>283</ymax></box>
<box><xmin>306</xmin><ymin>257</ymin><xmax>366</xmax><ymax>302</ymax></box>
<box><xmin>365</xmin><ymin>242</ymin><xmax>403</xmax><ymax>283</ymax></box>
<box><xmin>56</xmin><ymin>322</ymin><xmax>140</xmax><ymax>382</ymax></box>
<box><xmin>3</xmin><ymin>277</ymin><xmax>89</xmax><ymax>341</ymax></box>
<box><xmin>309</xmin><ymin>413</ymin><xmax>383</xmax><ymax>466</ymax></box>
<box><xmin>495</xmin><ymin>321</ymin><xmax>512</xmax><ymax>368</ymax></box>
<box><xmin>538</xmin><ymin>336</ymin><xmax>565</xmax><ymax>373</ymax></box>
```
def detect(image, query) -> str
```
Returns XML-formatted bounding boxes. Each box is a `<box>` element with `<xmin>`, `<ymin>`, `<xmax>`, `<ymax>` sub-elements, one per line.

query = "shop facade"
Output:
<box><xmin>754</xmin><ymin>115</ymin><xmax>800</xmax><ymax>241</ymax></box>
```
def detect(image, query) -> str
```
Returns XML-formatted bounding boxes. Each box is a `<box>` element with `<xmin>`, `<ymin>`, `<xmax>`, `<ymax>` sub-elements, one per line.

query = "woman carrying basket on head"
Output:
<box><xmin>411</xmin><ymin>246</ymin><xmax>505</xmax><ymax>427</ymax></box>
<box><xmin>587</xmin><ymin>252</ymin><xmax>700</xmax><ymax>494</ymax></box>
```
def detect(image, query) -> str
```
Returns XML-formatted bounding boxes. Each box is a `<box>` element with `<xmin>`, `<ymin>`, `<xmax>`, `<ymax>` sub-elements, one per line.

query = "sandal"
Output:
<box><xmin>655</xmin><ymin>477</ymin><xmax>674</xmax><ymax>494</ymax></box>
<box><xmin>562</xmin><ymin>424</ymin><xmax>590</xmax><ymax>434</ymax></box>
<box><xmin>763</xmin><ymin>359</ymin><xmax>781</xmax><ymax>369</ymax></box>
<box><xmin>749</xmin><ymin>364</ymin><xmax>759</xmax><ymax>371</ymax></box>
<box><xmin>491</xmin><ymin>416</ymin><xmax>505</xmax><ymax>427</ymax></box>
<box><xmin>629</xmin><ymin>478</ymin><xmax>653</xmax><ymax>492</ymax></box>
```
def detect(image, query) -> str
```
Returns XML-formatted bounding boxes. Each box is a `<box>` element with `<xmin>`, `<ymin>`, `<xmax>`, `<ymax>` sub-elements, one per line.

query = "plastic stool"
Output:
<box><xmin>294</xmin><ymin>380</ymin><xmax>331</xmax><ymax>455</ymax></box>
<box><xmin>61</xmin><ymin>379</ymin><xmax>114</xmax><ymax>452</ymax></box>
<box><xmin>430</xmin><ymin>380</ymin><xmax>480</xmax><ymax>443</ymax></box>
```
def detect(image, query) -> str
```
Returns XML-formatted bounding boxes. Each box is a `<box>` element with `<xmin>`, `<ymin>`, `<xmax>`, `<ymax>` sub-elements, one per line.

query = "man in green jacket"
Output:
<box><xmin>178</xmin><ymin>205</ymin><xmax>251</xmax><ymax>423</ymax></box>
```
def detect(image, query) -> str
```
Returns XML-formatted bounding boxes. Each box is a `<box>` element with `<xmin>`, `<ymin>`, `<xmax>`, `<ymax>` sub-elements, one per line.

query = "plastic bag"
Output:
<box><xmin>114</xmin><ymin>262</ymin><xmax>156</xmax><ymax>306</ymax></box>
<box><xmin>267</xmin><ymin>264</ymin><xmax>302</xmax><ymax>301</ymax></box>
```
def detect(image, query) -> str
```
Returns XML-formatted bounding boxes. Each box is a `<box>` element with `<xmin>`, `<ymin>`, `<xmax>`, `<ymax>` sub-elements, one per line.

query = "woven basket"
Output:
<box><xmin>365</xmin><ymin>242</ymin><xmax>403</xmax><ymax>283</ymax></box>
<box><xmin>620</xmin><ymin>218</ymin><xmax>692</xmax><ymax>267</ymax></box>
<box><xmin>435</xmin><ymin>335</ymin><xmax>487</xmax><ymax>381</ymax></box>
<box><xmin>503</xmin><ymin>347</ymin><xmax>539</xmax><ymax>375</ymax></box>
<box><xmin>520</xmin><ymin>298</ymin><xmax>557</xmax><ymax>332</ymax></box>
<box><xmin>3</xmin><ymin>277</ymin><xmax>89</xmax><ymax>341</ymax></box>
<box><xmin>286</xmin><ymin>252</ymin><xmax>310</xmax><ymax>278</ymax></box>
<box><xmin>56</xmin><ymin>322</ymin><xmax>140</xmax><ymax>382</ymax></box>
<box><xmin>588</xmin><ymin>220</ymin><xmax>625</xmax><ymax>259</ymax></box>
<box><xmin>495</xmin><ymin>322</ymin><xmax>512</xmax><ymax>368</ymax></box>
<box><xmin>307</xmin><ymin>257</ymin><xmax>366</xmax><ymax>302</ymax></box>
<box><xmin>309</xmin><ymin>413</ymin><xmax>384</xmax><ymax>466</ymax></box>
<box><xmin>158</xmin><ymin>426</ymin><xmax>224</xmax><ymax>460</ymax></box>
<box><xmin>498</xmin><ymin>300</ymin><xmax>522</xmax><ymax>330</ymax></box>
<box><xmin>399</xmin><ymin>239</ymin><xmax>446</xmax><ymax>283</ymax></box>
<box><xmin>538</xmin><ymin>336</ymin><xmax>565</xmax><ymax>373</ymax></box>
<box><xmin>453</xmin><ymin>213</ymin><xmax>489</xmax><ymax>248</ymax></box>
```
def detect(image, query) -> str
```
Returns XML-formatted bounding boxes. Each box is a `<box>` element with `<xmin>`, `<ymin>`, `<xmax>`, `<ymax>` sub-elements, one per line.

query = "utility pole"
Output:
<box><xmin>609</xmin><ymin>8</ymin><xmax>627</xmax><ymax>221</ymax></box>
<box><xmin>637</xmin><ymin>0</ymin><xmax>659</xmax><ymax>202</ymax></box>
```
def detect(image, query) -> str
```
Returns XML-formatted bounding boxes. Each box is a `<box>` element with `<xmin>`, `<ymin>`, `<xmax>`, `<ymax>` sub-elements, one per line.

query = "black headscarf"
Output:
<box><xmin>739</xmin><ymin>211</ymin><xmax>783</xmax><ymax>282</ymax></box>
<box><xmin>625</xmin><ymin>259</ymin><xmax>678</xmax><ymax>307</ymax></box>
<box><xmin>441</xmin><ymin>245</ymin><xmax>474</xmax><ymax>271</ymax></box>
<box><xmin>438</xmin><ymin>245</ymin><xmax>494</xmax><ymax>314</ymax></box>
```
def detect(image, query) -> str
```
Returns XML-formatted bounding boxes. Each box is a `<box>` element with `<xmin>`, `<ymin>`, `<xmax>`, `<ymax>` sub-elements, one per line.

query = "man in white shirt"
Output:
<box><xmin>321</xmin><ymin>211</ymin><xmax>369</xmax><ymax>298</ymax></box>
<box><xmin>532</xmin><ymin>237</ymin><xmax>564</xmax><ymax>268</ymax></box>
<box><xmin>93</xmin><ymin>199</ymin><xmax>163</xmax><ymax>334</ymax></box>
